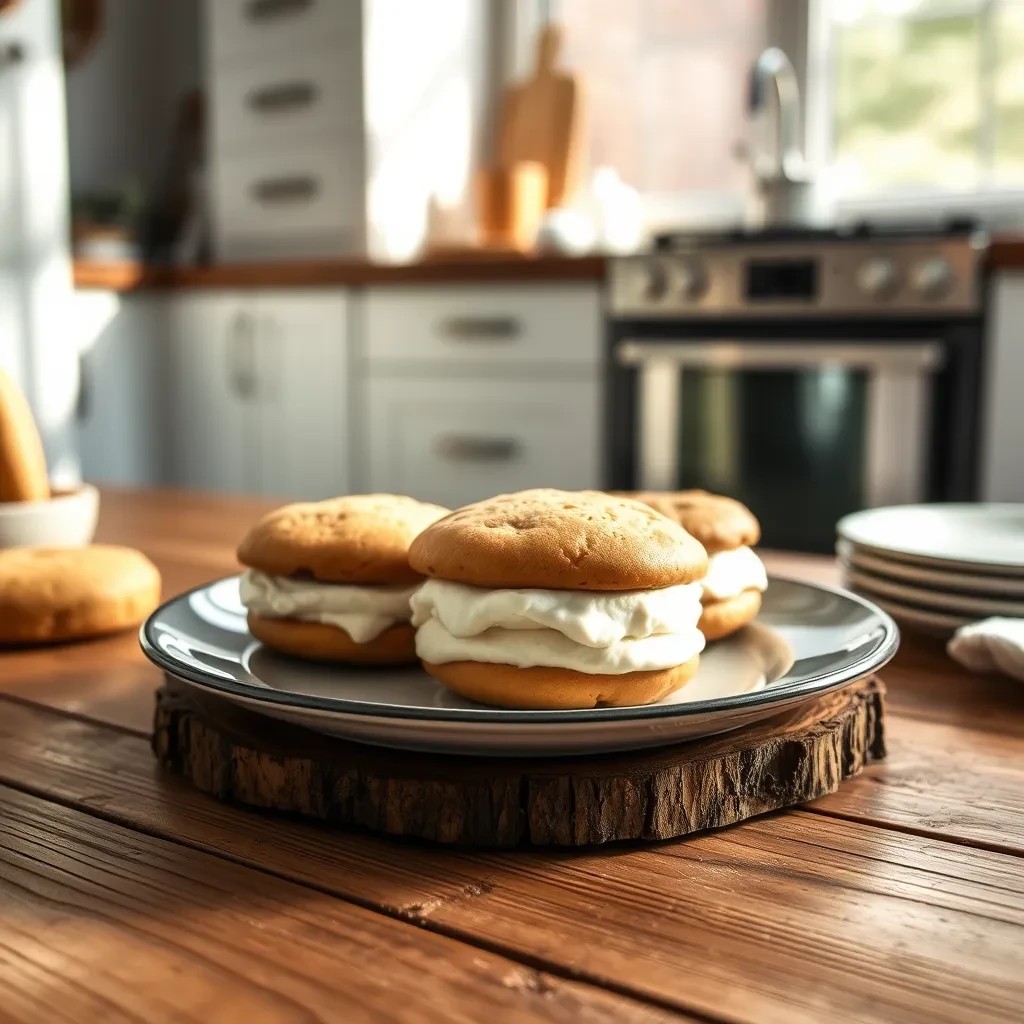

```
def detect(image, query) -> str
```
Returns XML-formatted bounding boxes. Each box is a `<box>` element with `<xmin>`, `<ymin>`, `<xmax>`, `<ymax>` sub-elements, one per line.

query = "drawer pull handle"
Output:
<box><xmin>76</xmin><ymin>352</ymin><xmax>92</xmax><ymax>421</ymax></box>
<box><xmin>434</xmin><ymin>435</ymin><xmax>521</xmax><ymax>462</ymax></box>
<box><xmin>248</xmin><ymin>81</ymin><xmax>318</xmax><ymax>113</ymax></box>
<box><xmin>251</xmin><ymin>175</ymin><xmax>319</xmax><ymax>203</ymax></box>
<box><xmin>437</xmin><ymin>316</ymin><xmax>521</xmax><ymax>342</ymax></box>
<box><xmin>246</xmin><ymin>0</ymin><xmax>312</xmax><ymax>22</ymax></box>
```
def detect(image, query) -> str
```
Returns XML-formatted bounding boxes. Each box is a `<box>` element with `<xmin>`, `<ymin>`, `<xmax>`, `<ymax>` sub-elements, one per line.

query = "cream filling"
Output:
<box><xmin>411</xmin><ymin>579</ymin><xmax>704</xmax><ymax>674</ymax></box>
<box><xmin>410</xmin><ymin>578</ymin><xmax>704</xmax><ymax>646</ymax></box>
<box><xmin>701</xmin><ymin>547</ymin><xmax>768</xmax><ymax>602</ymax></box>
<box><xmin>415</xmin><ymin>619</ymin><xmax>704</xmax><ymax>674</ymax></box>
<box><xmin>239</xmin><ymin>569</ymin><xmax>416</xmax><ymax>643</ymax></box>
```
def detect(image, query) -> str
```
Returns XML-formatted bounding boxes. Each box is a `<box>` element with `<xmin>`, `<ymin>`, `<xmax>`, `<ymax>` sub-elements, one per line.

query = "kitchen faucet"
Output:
<box><xmin>742</xmin><ymin>46</ymin><xmax>814</xmax><ymax>228</ymax></box>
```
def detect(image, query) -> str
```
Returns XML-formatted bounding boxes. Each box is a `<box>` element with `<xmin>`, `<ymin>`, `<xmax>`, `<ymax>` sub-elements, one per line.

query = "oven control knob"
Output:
<box><xmin>911</xmin><ymin>256</ymin><xmax>953</xmax><ymax>299</ymax></box>
<box><xmin>669</xmin><ymin>258</ymin><xmax>707</xmax><ymax>301</ymax></box>
<box><xmin>856</xmin><ymin>257</ymin><xmax>900</xmax><ymax>299</ymax></box>
<box><xmin>622</xmin><ymin>261</ymin><xmax>668</xmax><ymax>304</ymax></box>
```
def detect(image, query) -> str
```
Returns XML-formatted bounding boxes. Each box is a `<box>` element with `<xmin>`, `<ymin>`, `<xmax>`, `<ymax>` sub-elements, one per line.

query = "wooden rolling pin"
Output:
<box><xmin>0</xmin><ymin>369</ymin><xmax>50</xmax><ymax>502</ymax></box>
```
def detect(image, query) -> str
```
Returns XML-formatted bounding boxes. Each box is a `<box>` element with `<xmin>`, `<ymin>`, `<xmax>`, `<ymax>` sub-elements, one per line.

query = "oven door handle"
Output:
<box><xmin>616</xmin><ymin>341</ymin><xmax>944</xmax><ymax>372</ymax></box>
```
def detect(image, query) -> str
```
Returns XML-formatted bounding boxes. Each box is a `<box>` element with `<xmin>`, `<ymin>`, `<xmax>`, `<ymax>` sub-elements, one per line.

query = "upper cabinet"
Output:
<box><xmin>204</xmin><ymin>0</ymin><xmax>485</xmax><ymax>263</ymax></box>
<box><xmin>165</xmin><ymin>290</ymin><xmax>351</xmax><ymax>499</ymax></box>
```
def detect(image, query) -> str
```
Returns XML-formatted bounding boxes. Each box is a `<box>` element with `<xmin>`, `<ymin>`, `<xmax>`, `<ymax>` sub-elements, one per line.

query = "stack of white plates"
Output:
<box><xmin>836</xmin><ymin>504</ymin><xmax>1024</xmax><ymax>636</ymax></box>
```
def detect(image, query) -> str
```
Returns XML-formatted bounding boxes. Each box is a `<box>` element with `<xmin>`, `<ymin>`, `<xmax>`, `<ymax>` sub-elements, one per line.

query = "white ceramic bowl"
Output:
<box><xmin>0</xmin><ymin>484</ymin><xmax>100</xmax><ymax>549</ymax></box>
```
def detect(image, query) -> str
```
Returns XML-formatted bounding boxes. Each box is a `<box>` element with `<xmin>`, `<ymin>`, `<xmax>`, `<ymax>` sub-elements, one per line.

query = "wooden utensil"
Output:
<box><xmin>475</xmin><ymin>161</ymin><xmax>548</xmax><ymax>251</ymax></box>
<box><xmin>497</xmin><ymin>23</ymin><xmax>584</xmax><ymax>209</ymax></box>
<box><xmin>0</xmin><ymin>369</ymin><xmax>49</xmax><ymax>502</ymax></box>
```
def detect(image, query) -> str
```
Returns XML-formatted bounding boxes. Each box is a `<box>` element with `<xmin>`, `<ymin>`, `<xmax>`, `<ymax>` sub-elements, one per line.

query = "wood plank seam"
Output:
<box><xmin>0</xmin><ymin>691</ymin><xmax>143</xmax><ymax>739</ymax></box>
<box><xmin>801</xmin><ymin>805</ymin><xmax>1024</xmax><ymax>861</ymax></box>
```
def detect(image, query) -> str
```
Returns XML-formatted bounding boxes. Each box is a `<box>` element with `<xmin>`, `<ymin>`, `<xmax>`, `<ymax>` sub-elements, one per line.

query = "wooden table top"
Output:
<box><xmin>2</xmin><ymin>487</ymin><xmax>1022</xmax><ymax>1023</ymax></box>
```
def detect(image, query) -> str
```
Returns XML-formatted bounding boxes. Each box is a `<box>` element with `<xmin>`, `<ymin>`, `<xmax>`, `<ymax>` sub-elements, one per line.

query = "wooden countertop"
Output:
<box><xmin>987</xmin><ymin>234</ymin><xmax>1024</xmax><ymax>270</ymax></box>
<box><xmin>72</xmin><ymin>253</ymin><xmax>608</xmax><ymax>291</ymax></box>
<box><xmin>73</xmin><ymin>234</ymin><xmax>1024</xmax><ymax>291</ymax></box>
<box><xmin>2</xmin><ymin>486</ymin><xmax>1022</xmax><ymax>1022</ymax></box>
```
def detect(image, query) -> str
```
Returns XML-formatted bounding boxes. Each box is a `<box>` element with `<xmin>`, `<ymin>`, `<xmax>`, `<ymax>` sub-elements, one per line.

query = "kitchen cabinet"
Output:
<box><xmin>363</xmin><ymin>284</ymin><xmax>602</xmax><ymax>368</ymax></box>
<box><xmin>364</xmin><ymin>376</ymin><xmax>601</xmax><ymax>509</ymax></box>
<box><xmin>165</xmin><ymin>292</ymin><xmax>253</xmax><ymax>494</ymax></box>
<box><xmin>360</xmin><ymin>283</ymin><xmax>603</xmax><ymax>506</ymax></box>
<box><xmin>75</xmin><ymin>291</ymin><xmax>169</xmax><ymax>487</ymax></box>
<box><xmin>982</xmin><ymin>271</ymin><xmax>1024</xmax><ymax>501</ymax></box>
<box><xmin>258</xmin><ymin>292</ymin><xmax>352</xmax><ymax>499</ymax></box>
<box><xmin>204</xmin><ymin>0</ymin><xmax>485</xmax><ymax>262</ymax></box>
<box><xmin>166</xmin><ymin>290</ymin><xmax>350</xmax><ymax>499</ymax></box>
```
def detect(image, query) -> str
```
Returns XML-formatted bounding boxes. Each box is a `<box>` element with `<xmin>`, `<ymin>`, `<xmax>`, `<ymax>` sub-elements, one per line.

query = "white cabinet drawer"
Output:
<box><xmin>365</xmin><ymin>377</ymin><xmax>601</xmax><ymax>509</ymax></box>
<box><xmin>208</xmin><ymin>0</ymin><xmax>357</xmax><ymax>64</ymax></box>
<box><xmin>212</xmin><ymin>46</ymin><xmax>362</xmax><ymax>154</ymax></box>
<box><xmin>212</xmin><ymin>145</ymin><xmax>364</xmax><ymax>259</ymax></box>
<box><xmin>363</xmin><ymin>285</ymin><xmax>602</xmax><ymax>367</ymax></box>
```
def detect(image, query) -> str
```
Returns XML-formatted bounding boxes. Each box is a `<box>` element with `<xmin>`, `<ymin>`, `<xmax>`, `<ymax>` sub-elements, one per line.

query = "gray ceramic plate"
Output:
<box><xmin>140</xmin><ymin>576</ymin><xmax>898</xmax><ymax>756</ymax></box>
<box><xmin>837</xmin><ymin>540</ymin><xmax>1024</xmax><ymax>597</ymax></box>
<box><xmin>837</xmin><ymin>504</ymin><xmax>1024</xmax><ymax>575</ymax></box>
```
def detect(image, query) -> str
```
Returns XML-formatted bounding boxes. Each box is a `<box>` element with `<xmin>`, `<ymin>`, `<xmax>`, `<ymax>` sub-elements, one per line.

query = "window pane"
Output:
<box><xmin>553</xmin><ymin>0</ymin><xmax>764</xmax><ymax>194</ymax></box>
<box><xmin>995</xmin><ymin>1</ymin><xmax>1024</xmax><ymax>184</ymax></box>
<box><xmin>831</xmin><ymin>9</ymin><xmax>981</xmax><ymax>191</ymax></box>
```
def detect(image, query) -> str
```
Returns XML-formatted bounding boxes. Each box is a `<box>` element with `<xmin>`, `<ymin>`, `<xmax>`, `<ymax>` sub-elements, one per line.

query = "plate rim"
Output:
<box><xmin>139</xmin><ymin>575</ymin><xmax>900</xmax><ymax>726</ymax></box>
<box><xmin>856</xmin><ymin>592</ymin><xmax>969</xmax><ymax>633</ymax></box>
<box><xmin>836</xmin><ymin>540</ymin><xmax>1024</xmax><ymax>595</ymax></box>
<box><xmin>837</xmin><ymin>503</ymin><xmax>1024</xmax><ymax>574</ymax></box>
<box><xmin>843</xmin><ymin>566</ymin><xmax>1024</xmax><ymax>616</ymax></box>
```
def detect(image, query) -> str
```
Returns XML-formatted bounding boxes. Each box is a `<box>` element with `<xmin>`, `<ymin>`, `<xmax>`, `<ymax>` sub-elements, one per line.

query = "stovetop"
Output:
<box><xmin>613</xmin><ymin>220</ymin><xmax>987</xmax><ymax>319</ymax></box>
<box><xmin>653</xmin><ymin>218</ymin><xmax>985</xmax><ymax>250</ymax></box>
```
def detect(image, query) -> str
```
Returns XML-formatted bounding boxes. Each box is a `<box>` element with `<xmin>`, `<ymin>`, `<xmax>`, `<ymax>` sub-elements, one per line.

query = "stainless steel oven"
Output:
<box><xmin>606</xmin><ymin>228</ymin><xmax>987</xmax><ymax>552</ymax></box>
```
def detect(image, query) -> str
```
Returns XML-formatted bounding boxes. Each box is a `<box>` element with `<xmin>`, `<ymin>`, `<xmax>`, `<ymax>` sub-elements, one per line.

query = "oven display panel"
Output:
<box><xmin>745</xmin><ymin>259</ymin><xmax>818</xmax><ymax>301</ymax></box>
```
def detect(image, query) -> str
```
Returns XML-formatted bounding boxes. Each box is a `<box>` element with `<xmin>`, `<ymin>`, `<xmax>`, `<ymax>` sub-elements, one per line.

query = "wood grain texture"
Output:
<box><xmin>72</xmin><ymin>255</ymin><xmax>607</xmax><ymax>292</ymax></box>
<box><xmin>0</xmin><ymin>782</ymin><xmax>683</xmax><ymax>1024</ymax></box>
<box><xmin>151</xmin><ymin>678</ymin><xmax>885</xmax><ymax>846</ymax></box>
<box><xmin>3</xmin><ymin>490</ymin><xmax>1024</xmax><ymax>1022</ymax></box>
<box><xmin>0</xmin><ymin>702</ymin><xmax>1021</xmax><ymax>1023</ymax></box>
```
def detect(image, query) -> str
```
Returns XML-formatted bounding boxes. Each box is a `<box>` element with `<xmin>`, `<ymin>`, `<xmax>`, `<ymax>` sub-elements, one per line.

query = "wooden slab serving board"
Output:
<box><xmin>152</xmin><ymin>677</ymin><xmax>885</xmax><ymax>847</ymax></box>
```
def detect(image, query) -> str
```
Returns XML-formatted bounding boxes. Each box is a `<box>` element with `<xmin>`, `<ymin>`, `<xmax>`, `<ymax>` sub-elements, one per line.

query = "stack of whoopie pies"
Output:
<box><xmin>237</xmin><ymin>486</ymin><xmax>767</xmax><ymax>709</ymax></box>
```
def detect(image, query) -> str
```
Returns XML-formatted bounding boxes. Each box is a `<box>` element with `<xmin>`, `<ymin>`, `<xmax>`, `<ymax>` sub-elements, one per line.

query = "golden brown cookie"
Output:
<box><xmin>409</xmin><ymin>489</ymin><xmax>707</xmax><ymax>591</ymax></box>
<box><xmin>0</xmin><ymin>369</ymin><xmax>50</xmax><ymax>503</ymax></box>
<box><xmin>612</xmin><ymin>490</ymin><xmax>759</xmax><ymax>553</ymax></box>
<box><xmin>699</xmin><ymin>590</ymin><xmax>762</xmax><ymax>641</ymax></box>
<box><xmin>238</xmin><ymin>494</ymin><xmax>450</xmax><ymax>584</ymax></box>
<box><xmin>0</xmin><ymin>545</ymin><xmax>161</xmax><ymax>645</ymax></box>
<box><xmin>248</xmin><ymin>616</ymin><xmax>417</xmax><ymax>664</ymax></box>
<box><xmin>421</xmin><ymin>655</ymin><xmax>700</xmax><ymax>710</ymax></box>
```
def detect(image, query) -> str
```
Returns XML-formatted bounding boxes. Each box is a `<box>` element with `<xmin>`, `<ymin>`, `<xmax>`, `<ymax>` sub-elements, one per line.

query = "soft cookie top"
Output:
<box><xmin>0</xmin><ymin>545</ymin><xmax>161</xmax><ymax>642</ymax></box>
<box><xmin>238</xmin><ymin>494</ymin><xmax>450</xmax><ymax>584</ymax></box>
<box><xmin>615</xmin><ymin>490</ymin><xmax>760</xmax><ymax>553</ymax></box>
<box><xmin>409</xmin><ymin>488</ymin><xmax>708</xmax><ymax>591</ymax></box>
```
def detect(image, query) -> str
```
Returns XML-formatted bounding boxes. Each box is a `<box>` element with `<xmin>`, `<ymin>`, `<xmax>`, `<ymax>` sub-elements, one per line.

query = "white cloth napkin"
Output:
<box><xmin>947</xmin><ymin>618</ymin><xmax>1024</xmax><ymax>680</ymax></box>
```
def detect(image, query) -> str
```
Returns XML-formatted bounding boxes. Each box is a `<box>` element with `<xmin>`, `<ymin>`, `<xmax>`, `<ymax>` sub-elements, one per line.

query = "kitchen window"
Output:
<box><xmin>814</xmin><ymin>0</ymin><xmax>1024</xmax><ymax>201</ymax></box>
<box><xmin>511</xmin><ymin>0</ymin><xmax>1024</xmax><ymax>223</ymax></box>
